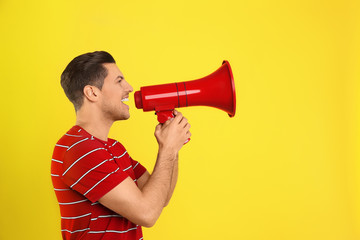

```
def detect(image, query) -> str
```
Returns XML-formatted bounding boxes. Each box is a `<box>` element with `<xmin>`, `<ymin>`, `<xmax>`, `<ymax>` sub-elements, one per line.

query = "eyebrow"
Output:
<box><xmin>115</xmin><ymin>75</ymin><xmax>124</xmax><ymax>81</ymax></box>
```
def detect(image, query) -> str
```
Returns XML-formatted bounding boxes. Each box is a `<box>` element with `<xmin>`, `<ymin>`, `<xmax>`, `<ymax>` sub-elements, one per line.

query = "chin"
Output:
<box><xmin>114</xmin><ymin>108</ymin><xmax>131</xmax><ymax>121</ymax></box>
<box><xmin>116</xmin><ymin>114</ymin><xmax>130</xmax><ymax>121</ymax></box>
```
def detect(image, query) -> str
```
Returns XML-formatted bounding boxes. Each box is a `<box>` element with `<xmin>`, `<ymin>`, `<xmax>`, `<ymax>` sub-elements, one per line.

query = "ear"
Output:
<box><xmin>83</xmin><ymin>85</ymin><xmax>101</xmax><ymax>102</ymax></box>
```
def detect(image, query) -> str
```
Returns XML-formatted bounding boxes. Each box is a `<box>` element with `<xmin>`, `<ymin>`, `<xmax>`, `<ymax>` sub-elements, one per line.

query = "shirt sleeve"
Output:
<box><xmin>61</xmin><ymin>141</ymin><xmax>129</xmax><ymax>203</ymax></box>
<box><xmin>130</xmin><ymin>157</ymin><xmax>147</xmax><ymax>181</ymax></box>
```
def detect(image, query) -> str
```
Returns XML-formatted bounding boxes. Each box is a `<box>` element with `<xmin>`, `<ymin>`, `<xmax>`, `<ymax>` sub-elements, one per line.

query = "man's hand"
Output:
<box><xmin>154</xmin><ymin>110</ymin><xmax>191</xmax><ymax>153</ymax></box>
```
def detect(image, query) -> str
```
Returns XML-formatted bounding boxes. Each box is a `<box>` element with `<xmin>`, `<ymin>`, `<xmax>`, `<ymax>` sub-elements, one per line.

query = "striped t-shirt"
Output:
<box><xmin>51</xmin><ymin>125</ymin><xmax>147</xmax><ymax>240</ymax></box>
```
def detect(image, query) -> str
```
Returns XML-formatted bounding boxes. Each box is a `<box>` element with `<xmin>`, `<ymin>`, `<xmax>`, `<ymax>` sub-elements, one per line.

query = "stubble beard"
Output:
<box><xmin>101</xmin><ymin>100</ymin><xmax>130</xmax><ymax>122</ymax></box>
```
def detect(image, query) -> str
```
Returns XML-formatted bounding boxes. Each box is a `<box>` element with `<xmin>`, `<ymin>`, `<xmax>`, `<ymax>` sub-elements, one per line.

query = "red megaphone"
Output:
<box><xmin>134</xmin><ymin>61</ymin><xmax>236</xmax><ymax>144</ymax></box>
<box><xmin>134</xmin><ymin>60</ymin><xmax>236</xmax><ymax>124</ymax></box>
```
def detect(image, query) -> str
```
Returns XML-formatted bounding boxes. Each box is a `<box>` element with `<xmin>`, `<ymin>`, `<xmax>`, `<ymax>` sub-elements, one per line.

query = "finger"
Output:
<box><xmin>173</xmin><ymin>111</ymin><xmax>183</xmax><ymax>123</ymax></box>
<box><xmin>179</xmin><ymin>117</ymin><xmax>188</xmax><ymax>127</ymax></box>
<box><xmin>186</xmin><ymin>131</ymin><xmax>192</xmax><ymax>139</ymax></box>
<box><xmin>163</xmin><ymin>118</ymin><xmax>172</xmax><ymax>127</ymax></box>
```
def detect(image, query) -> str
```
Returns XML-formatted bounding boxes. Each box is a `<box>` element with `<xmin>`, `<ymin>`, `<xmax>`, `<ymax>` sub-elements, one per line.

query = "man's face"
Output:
<box><xmin>99</xmin><ymin>63</ymin><xmax>133</xmax><ymax>121</ymax></box>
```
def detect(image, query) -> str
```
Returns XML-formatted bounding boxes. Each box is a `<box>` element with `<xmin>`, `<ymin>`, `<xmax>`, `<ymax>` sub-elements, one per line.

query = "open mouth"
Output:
<box><xmin>121</xmin><ymin>97</ymin><xmax>129</xmax><ymax>106</ymax></box>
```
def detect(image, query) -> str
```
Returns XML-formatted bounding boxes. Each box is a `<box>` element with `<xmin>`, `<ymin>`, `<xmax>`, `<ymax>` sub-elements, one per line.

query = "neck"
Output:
<box><xmin>75</xmin><ymin>107</ymin><xmax>113</xmax><ymax>142</ymax></box>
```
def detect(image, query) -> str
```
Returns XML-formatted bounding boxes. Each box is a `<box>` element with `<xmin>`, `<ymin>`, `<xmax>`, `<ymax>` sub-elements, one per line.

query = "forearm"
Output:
<box><xmin>140</xmin><ymin>147</ymin><xmax>177</xmax><ymax>225</ymax></box>
<box><xmin>164</xmin><ymin>153</ymin><xmax>178</xmax><ymax>207</ymax></box>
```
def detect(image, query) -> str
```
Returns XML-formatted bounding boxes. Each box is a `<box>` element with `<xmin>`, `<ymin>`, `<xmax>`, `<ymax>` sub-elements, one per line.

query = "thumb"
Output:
<box><xmin>155</xmin><ymin>124</ymin><xmax>162</xmax><ymax>132</ymax></box>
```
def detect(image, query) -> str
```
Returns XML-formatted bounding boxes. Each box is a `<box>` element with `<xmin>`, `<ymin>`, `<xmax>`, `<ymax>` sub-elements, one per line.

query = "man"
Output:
<box><xmin>51</xmin><ymin>51</ymin><xmax>191</xmax><ymax>240</ymax></box>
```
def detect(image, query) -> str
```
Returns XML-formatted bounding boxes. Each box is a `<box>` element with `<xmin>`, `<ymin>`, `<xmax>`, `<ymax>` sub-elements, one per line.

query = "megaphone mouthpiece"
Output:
<box><xmin>134</xmin><ymin>91</ymin><xmax>143</xmax><ymax>109</ymax></box>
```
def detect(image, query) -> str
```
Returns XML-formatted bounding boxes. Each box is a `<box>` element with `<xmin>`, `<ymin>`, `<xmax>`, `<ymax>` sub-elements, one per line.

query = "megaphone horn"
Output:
<box><xmin>134</xmin><ymin>60</ymin><xmax>236</xmax><ymax>123</ymax></box>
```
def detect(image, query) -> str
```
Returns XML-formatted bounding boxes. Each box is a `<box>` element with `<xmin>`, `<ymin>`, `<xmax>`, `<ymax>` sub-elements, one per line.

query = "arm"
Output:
<box><xmin>136</xmin><ymin>171</ymin><xmax>150</xmax><ymax>190</ymax></box>
<box><xmin>98</xmin><ymin>111</ymin><xmax>191</xmax><ymax>227</ymax></box>
<box><xmin>137</xmin><ymin>153</ymin><xmax>177</xmax><ymax>207</ymax></box>
<box><xmin>164</xmin><ymin>153</ymin><xmax>178</xmax><ymax>207</ymax></box>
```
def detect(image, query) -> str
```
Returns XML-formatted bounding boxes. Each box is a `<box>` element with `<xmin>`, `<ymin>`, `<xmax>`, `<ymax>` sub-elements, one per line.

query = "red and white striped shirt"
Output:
<box><xmin>51</xmin><ymin>125</ymin><xmax>146</xmax><ymax>240</ymax></box>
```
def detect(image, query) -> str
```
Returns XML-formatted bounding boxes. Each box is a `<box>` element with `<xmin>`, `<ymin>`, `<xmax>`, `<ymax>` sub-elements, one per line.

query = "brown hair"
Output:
<box><xmin>60</xmin><ymin>51</ymin><xmax>116</xmax><ymax>111</ymax></box>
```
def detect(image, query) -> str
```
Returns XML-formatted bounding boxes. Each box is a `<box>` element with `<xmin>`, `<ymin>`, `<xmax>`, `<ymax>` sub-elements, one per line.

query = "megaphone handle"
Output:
<box><xmin>156</xmin><ymin>110</ymin><xmax>190</xmax><ymax>144</ymax></box>
<box><xmin>156</xmin><ymin>110</ymin><xmax>174</xmax><ymax>124</ymax></box>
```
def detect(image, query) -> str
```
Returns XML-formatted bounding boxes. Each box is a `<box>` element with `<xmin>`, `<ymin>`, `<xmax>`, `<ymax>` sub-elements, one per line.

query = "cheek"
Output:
<box><xmin>101</xmin><ymin>86</ymin><xmax>124</xmax><ymax>104</ymax></box>
<box><xmin>100</xmin><ymin>93</ymin><xmax>116</xmax><ymax>108</ymax></box>
<box><xmin>102</xmin><ymin>89</ymin><xmax>119</xmax><ymax>100</ymax></box>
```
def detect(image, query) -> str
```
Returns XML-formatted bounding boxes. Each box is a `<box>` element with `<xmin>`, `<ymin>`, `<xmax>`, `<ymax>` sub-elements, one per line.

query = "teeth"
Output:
<box><xmin>121</xmin><ymin>98</ymin><xmax>129</xmax><ymax>102</ymax></box>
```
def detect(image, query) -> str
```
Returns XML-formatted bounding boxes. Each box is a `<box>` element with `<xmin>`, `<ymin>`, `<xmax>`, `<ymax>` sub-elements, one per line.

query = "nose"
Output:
<box><xmin>128</xmin><ymin>84</ymin><xmax>133</xmax><ymax>93</ymax></box>
<box><xmin>125</xmin><ymin>80</ymin><xmax>133</xmax><ymax>93</ymax></box>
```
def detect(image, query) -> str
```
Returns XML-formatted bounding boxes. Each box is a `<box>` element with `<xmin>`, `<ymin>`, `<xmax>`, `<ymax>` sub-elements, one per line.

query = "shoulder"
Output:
<box><xmin>55</xmin><ymin>126</ymin><xmax>88</xmax><ymax>147</ymax></box>
<box><xmin>60</xmin><ymin>137</ymin><xmax>115</xmax><ymax>179</ymax></box>
<box><xmin>53</xmin><ymin>126</ymin><xmax>91</xmax><ymax>158</ymax></box>
<box><xmin>64</xmin><ymin>137</ymin><xmax>110</xmax><ymax>160</ymax></box>
<box><xmin>59</xmin><ymin>127</ymin><xmax>112</xmax><ymax>166</ymax></box>
<box><xmin>107</xmin><ymin>138</ymin><xmax>126</xmax><ymax>151</ymax></box>
<box><xmin>56</xmin><ymin>126</ymin><xmax>108</xmax><ymax>155</ymax></box>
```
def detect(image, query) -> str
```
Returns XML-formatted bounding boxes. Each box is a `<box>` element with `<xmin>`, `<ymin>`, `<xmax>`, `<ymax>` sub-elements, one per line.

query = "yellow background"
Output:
<box><xmin>0</xmin><ymin>0</ymin><xmax>359</xmax><ymax>239</ymax></box>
